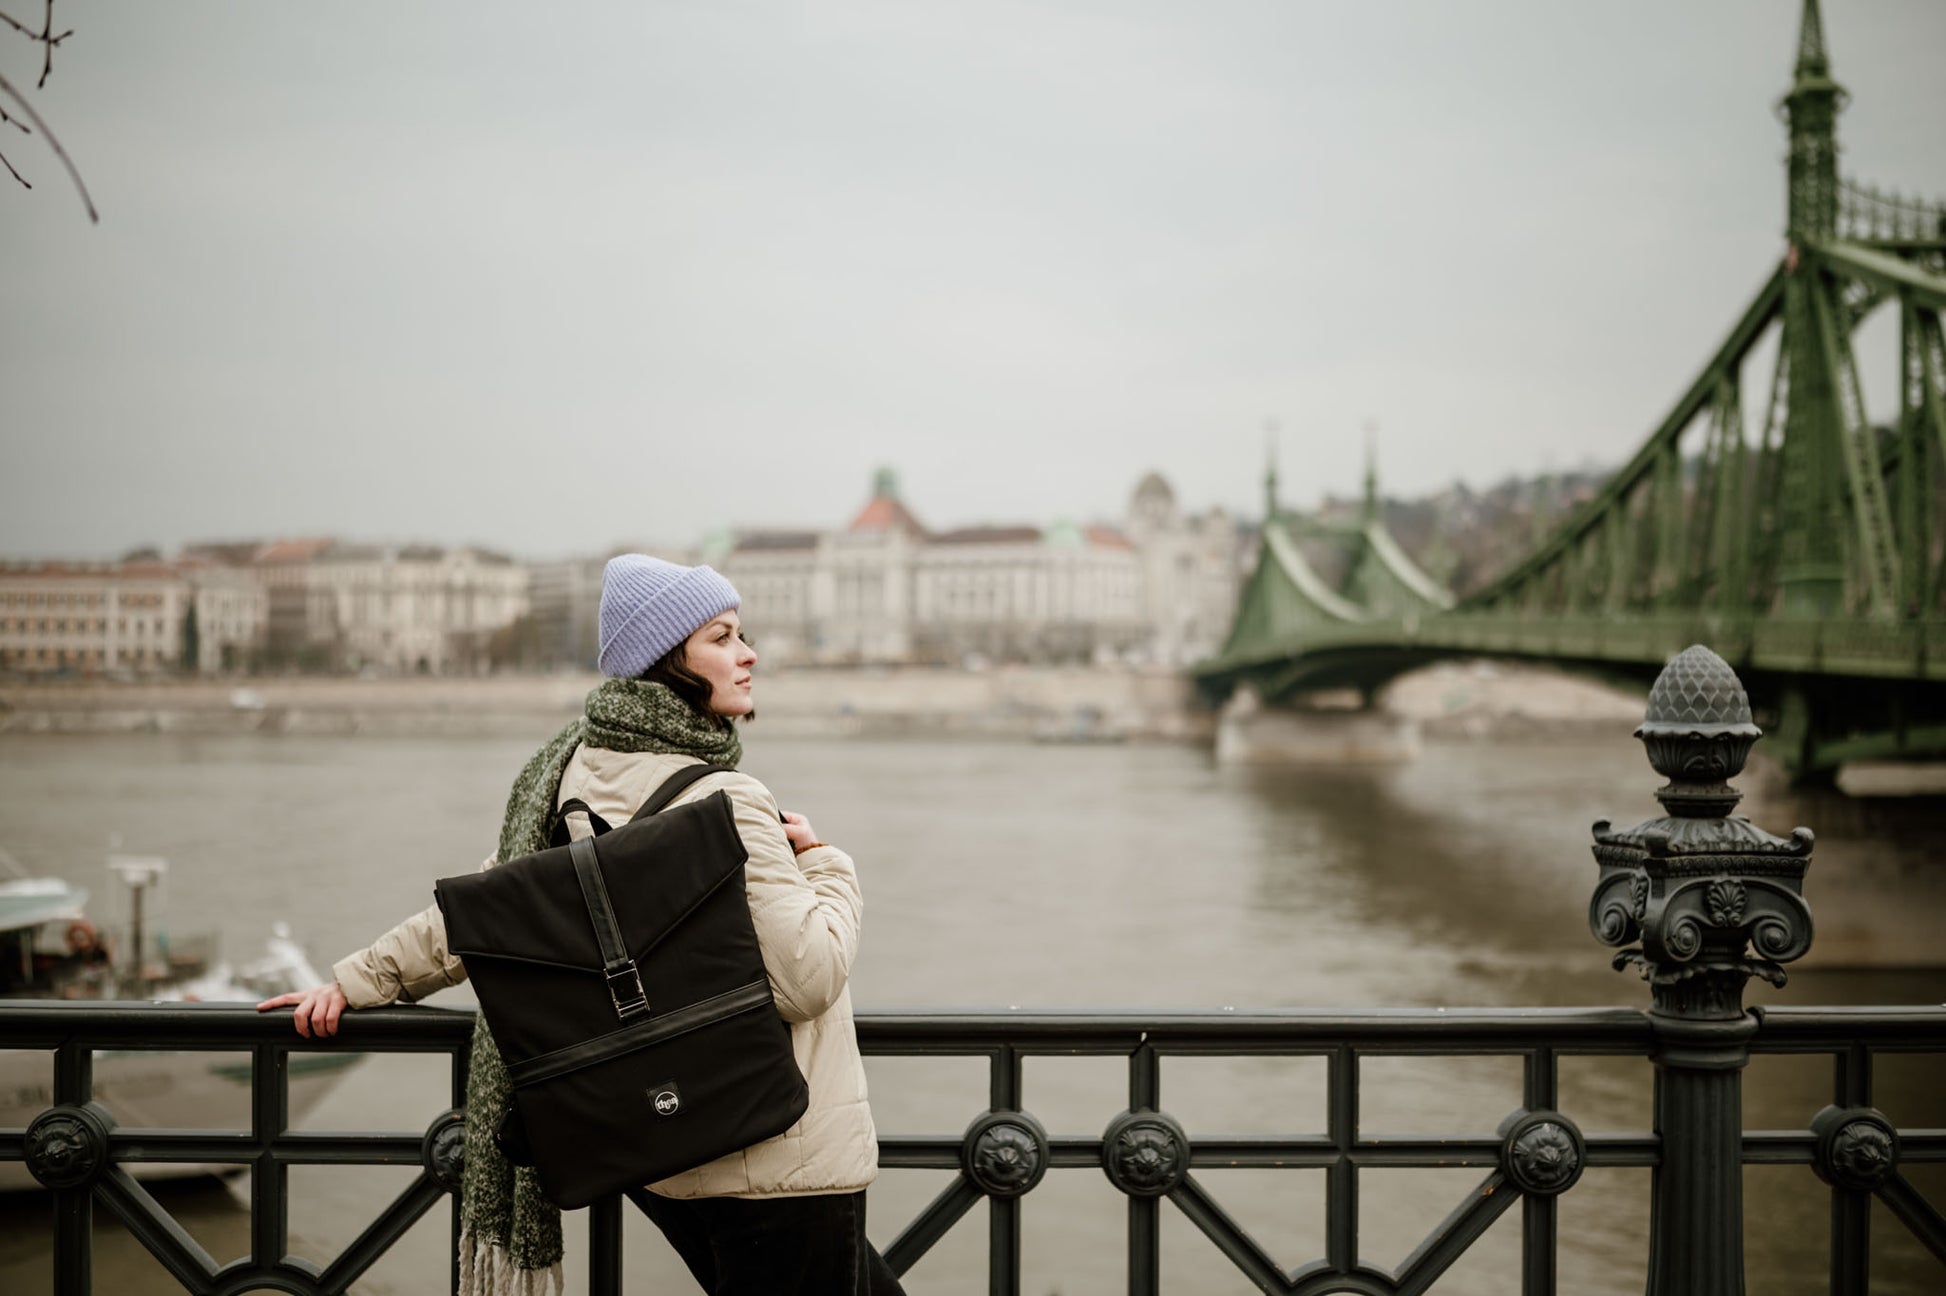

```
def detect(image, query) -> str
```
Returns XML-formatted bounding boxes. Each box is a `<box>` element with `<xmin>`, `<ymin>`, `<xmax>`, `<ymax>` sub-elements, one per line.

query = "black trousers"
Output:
<box><xmin>627</xmin><ymin>1188</ymin><xmax>907</xmax><ymax>1296</ymax></box>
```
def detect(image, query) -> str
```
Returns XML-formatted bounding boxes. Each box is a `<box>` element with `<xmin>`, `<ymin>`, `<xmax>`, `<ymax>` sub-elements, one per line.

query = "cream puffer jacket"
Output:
<box><xmin>332</xmin><ymin>747</ymin><xmax>878</xmax><ymax>1200</ymax></box>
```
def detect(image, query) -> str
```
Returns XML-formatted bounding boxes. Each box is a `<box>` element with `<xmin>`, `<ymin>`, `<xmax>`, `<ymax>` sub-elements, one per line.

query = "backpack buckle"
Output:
<box><xmin>606</xmin><ymin>963</ymin><xmax>649</xmax><ymax>1020</ymax></box>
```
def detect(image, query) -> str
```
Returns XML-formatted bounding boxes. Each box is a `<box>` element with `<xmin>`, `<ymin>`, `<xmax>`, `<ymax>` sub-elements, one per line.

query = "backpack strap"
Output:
<box><xmin>548</xmin><ymin>798</ymin><xmax>612</xmax><ymax>848</ymax></box>
<box><xmin>565</xmin><ymin>761</ymin><xmax>731</xmax><ymax>1021</ymax></box>
<box><xmin>549</xmin><ymin>756</ymin><xmax>722</xmax><ymax>847</ymax></box>
<box><xmin>630</xmin><ymin>761</ymin><xmax>729</xmax><ymax>820</ymax></box>
<box><xmin>569</xmin><ymin>835</ymin><xmax>649</xmax><ymax>1021</ymax></box>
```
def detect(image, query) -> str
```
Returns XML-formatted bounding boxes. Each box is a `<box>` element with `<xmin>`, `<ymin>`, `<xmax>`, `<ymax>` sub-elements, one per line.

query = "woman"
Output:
<box><xmin>259</xmin><ymin>554</ymin><xmax>904</xmax><ymax>1296</ymax></box>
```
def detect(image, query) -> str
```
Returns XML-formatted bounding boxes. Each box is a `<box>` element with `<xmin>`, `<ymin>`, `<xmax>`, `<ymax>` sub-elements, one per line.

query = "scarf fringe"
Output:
<box><xmin>459</xmin><ymin>1229</ymin><xmax>563</xmax><ymax>1296</ymax></box>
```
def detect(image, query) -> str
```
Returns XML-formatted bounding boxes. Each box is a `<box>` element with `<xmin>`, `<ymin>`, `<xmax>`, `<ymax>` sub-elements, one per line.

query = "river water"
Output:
<box><xmin>2</xmin><ymin>725</ymin><xmax>1943</xmax><ymax>1294</ymax></box>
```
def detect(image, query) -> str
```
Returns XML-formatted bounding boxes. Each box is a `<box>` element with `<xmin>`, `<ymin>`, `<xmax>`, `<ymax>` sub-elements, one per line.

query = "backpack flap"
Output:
<box><xmin>435</xmin><ymin>789</ymin><xmax>755</xmax><ymax>1084</ymax></box>
<box><xmin>437</xmin><ymin>790</ymin><xmax>747</xmax><ymax>971</ymax></box>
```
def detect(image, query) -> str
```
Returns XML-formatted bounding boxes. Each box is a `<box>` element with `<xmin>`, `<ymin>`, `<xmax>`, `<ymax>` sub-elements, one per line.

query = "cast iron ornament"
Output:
<box><xmin>422</xmin><ymin>1107</ymin><xmax>466</xmax><ymax>1193</ymax></box>
<box><xmin>1588</xmin><ymin>645</ymin><xmax>1814</xmax><ymax>1018</ymax></box>
<box><xmin>961</xmin><ymin>1110</ymin><xmax>1049</xmax><ymax>1198</ymax></box>
<box><xmin>1100</xmin><ymin>1110</ymin><xmax>1189</xmax><ymax>1197</ymax></box>
<box><xmin>1636</xmin><ymin>644</ymin><xmax>1762</xmax><ymax>810</ymax></box>
<box><xmin>1498</xmin><ymin>1110</ymin><xmax>1585</xmax><ymax>1197</ymax></box>
<box><xmin>1812</xmin><ymin>1106</ymin><xmax>1900</xmax><ymax>1191</ymax></box>
<box><xmin>24</xmin><ymin>1103</ymin><xmax>115</xmax><ymax>1189</ymax></box>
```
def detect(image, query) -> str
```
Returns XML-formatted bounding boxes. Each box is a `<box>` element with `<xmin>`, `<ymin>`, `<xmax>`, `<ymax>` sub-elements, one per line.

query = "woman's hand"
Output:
<box><xmin>780</xmin><ymin>811</ymin><xmax>821</xmax><ymax>854</ymax></box>
<box><xmin>256</xmin><ymin>982</ymin><xmax>350</xmax><ymax>1039</ymax></box>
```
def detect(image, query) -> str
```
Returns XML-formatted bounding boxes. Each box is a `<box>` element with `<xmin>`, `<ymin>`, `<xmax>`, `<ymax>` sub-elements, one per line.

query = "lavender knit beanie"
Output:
<box><xmin>597</xmin><ymin>555</ymin><xmax>741</xmax><ymax>678</ymax></box>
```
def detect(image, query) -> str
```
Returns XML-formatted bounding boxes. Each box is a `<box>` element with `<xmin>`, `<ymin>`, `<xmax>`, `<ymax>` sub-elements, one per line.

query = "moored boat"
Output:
<box><xmin>0</xmin><ymin>860</ymin><xmax>362</xmax><ymax>1191</ymax></box>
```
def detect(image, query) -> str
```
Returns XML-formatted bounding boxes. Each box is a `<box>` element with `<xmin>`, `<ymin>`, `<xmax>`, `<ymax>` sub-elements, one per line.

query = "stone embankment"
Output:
<box><xmin>0</xmin><ymin>675</ymin><xmax>594</xmax><ymax>738</ymax></box>
<box><xmin>1212</xmin><ymin>662</ymin><xmax>1644</xmax><ymax>765</ymax></box>
<box><xmin>0</xmin><ymin>667</ymin><xmax>1213</xmax><ymax>741</ymax></box>
<box><xmin>0</xmin><ymin>662</ymin><xmax>1647</xmax><ymax>743</ymax></box>
<box><xmin>1381</xmin><ymin>660</ymin><xmax>1645</xmax><ymax>734</ymax></box>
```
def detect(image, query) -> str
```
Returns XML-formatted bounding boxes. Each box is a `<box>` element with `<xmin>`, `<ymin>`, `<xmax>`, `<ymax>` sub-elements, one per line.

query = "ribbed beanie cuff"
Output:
<box><xmin>597</xmin><ymin>555</ymin><xmax>740</xmax><ymax>678</ymax></box>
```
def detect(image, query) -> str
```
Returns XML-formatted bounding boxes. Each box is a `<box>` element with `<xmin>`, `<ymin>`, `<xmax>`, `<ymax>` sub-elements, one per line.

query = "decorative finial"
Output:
<box><xmin>1636</xmin><ymin>644</ymin><xmax>1763</xmax><ymax>817</ymax></box>
<box><xmin>1361</xmin><ymin>422</ymin><xmax>1378</xmax><ymax>527</ymax></box>
<box><xmin>1795</xmin><ymin>0</ymin><xmax>1829</xmax><ymax>78</ymax></box>
<box><xmin>1263</xmin><ymin>420</ymin><xmax>1281</xmax><ymax>524</ymax></box>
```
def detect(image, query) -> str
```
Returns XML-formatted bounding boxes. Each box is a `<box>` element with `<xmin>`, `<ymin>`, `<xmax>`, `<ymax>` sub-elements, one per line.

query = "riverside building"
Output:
<box><xmin>2</xmin><ymin>474</ymin><xmax>1238</xmax><ymax>676</ymax></box>
<box><xmin>0</xmin><ymin>559</ymin><xmax>265</xmax><ymax>677</ymax></box>
<box><xmin>710</xmin><ymin>470</ymin><xmax>1244</xmax><ymax>667</ymax></box>
<box><xmin>256</xmin><ymin>542</ymin><xmax>528</xmax><ymax>675</ymax></box>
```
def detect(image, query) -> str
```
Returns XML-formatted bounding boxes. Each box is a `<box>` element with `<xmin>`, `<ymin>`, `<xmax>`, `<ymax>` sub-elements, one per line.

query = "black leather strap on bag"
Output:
<box><xmin>565</xmin><ymin>762</ymin><xmax>728</xmax><ymax>1022</ymax></box>
<box><xmin>630</xmin><ymin>761</ymin><xmax>727</xmax><ymax>820</ymax></box>
<box><xmin>569</xmin><ymin>835</ymin><xmax>648</xmax><ymax>1020</ymax></box>
<box><xmin>550</xmin><ymin>798</ymin><xmax>611</xmax><ymax>848</ymax></box>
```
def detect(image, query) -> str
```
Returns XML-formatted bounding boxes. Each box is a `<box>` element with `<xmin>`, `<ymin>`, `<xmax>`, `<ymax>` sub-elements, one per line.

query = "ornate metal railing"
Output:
<box><xmin>857</xmin><ymin>1005</ymin><xmax>1946</xmax><ymax>1293</ymax></box>
<box><xmin>0</xmin><ymin>1001</ymin><xmax>476</xmax><ymax>1296</ymax></box>
<box><xmin>1839</xmin><ymin>178</ymin><xmax>1946</xmax><ymax>245</ymax></box>
<box><xmin>3</xmin><ymin>646</ymin><xmax>1945</xmax><ymax>1294</ymax></box>
<box><xmin>4</xmin><ymin>1000</ymin><xmax>1944</xmax><ymax>1295</ymax></box>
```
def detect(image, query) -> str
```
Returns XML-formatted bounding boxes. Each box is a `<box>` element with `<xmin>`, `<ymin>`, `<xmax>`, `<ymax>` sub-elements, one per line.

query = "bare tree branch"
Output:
<box><xmin>0</xmin><ymin>0</ymin><xmax>92</xmax><ymax>219</ymax></box>
<box><xmin>36</xmin><ymin>0</ymin><xmax>72</xmax><ymax>90</ymax></box>
<box><xmin>0</xmin><ymin>66</ymin><xmax>93</xmax><ymax>220</ymax></box>
<box><xmin>0</xmin><ymin>3</ymin><xmax>68</xmax><ymax>87</ymax></box>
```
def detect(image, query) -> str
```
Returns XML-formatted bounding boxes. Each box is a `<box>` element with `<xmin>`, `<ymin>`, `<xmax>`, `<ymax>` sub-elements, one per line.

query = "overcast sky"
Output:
<box><xmin>2</xmin><ymin>1</ymin><xmax>1942</xmax><ymax>560</ymax></box>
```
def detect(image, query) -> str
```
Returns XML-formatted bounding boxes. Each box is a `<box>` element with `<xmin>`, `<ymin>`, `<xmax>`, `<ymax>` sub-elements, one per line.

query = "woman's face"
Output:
<box><xmin>682</xmin><ymin>612</ymin><xmax>756</xmax><ymax>718</ymax></box>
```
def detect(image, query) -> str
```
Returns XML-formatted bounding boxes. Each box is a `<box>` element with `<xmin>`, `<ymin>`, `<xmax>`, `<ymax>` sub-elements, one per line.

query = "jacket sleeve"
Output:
<box><xmin>331</xmin><ymin>856</ymin><xmax>487</xmax><ymax>1008</ymax></box>
<box><xmin>715</xmin><ymin>773</ymin><xmax>863</xmax><ymax>1023</ymax></box>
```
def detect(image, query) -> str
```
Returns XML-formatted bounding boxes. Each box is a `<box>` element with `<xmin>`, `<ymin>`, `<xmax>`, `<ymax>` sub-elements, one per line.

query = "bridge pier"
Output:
<box><xmin>1767</xmin><ymin>676</ymin><xmax>1946</xmax><ymax>783</ymax></box>
<box><xmin>1773</xmin><ymin>684</ymin><xmax>1831</xmax><ymax>783</ymax></box>
<box><xmin>1212</xmin><ymin>685</ymin><xmax>1418</xmax><ymax>766</ymax></box>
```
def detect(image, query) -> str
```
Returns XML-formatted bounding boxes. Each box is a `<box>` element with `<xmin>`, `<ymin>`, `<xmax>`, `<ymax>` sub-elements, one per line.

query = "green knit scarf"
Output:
<box><xmin>457</xmin><ymin>677</ymin><xmax>741</xmax><ymax>1296</ymax></box>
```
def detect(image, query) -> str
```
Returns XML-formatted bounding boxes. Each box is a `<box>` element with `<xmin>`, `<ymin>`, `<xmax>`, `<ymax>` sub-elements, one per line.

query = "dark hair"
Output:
<box><xmin>638</xmin><ymin>632</ymin><xmax>755</xmax><ymax>727</ymax></box>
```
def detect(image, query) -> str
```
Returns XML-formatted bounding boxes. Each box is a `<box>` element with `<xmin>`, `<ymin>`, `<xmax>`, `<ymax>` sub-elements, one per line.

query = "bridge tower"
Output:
<box><xmin>1777</xmin><ymin>0</ymin><xmax>1856</xmax><ymax>614</ymax></box>
<box><xmin>1783</xmin><ymin>0</ymin><xmax>1843</xmax><ymax>242</ymax></box>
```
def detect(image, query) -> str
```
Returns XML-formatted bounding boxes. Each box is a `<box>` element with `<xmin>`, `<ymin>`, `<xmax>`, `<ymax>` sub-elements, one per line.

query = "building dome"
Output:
<box><xmin>1132</xmin><ymin>472</ymin><xmax>1175</xmax><ymax>508</ymax></box>
<box><xmin>1129</xmin><ymin>472</ymin><xmax>1177</xmax><ymax>530</ymax></box>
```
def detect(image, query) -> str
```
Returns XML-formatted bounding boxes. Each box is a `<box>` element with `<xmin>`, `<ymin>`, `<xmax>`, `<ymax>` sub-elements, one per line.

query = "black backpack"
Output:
<box><xmin>435</xmin><ymin>762</ymin><xmax>809</xmax><ymax>1209</ymax></box>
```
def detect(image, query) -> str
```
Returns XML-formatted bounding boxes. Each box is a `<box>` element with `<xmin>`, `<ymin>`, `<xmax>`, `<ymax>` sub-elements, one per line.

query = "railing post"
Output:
<box><xmin>588</xmin><ymin>1195</ymin><xmax>624</xmax><ymax>1296</ymax></box>
<box><xmin>48</xmin><ymin>1040</ymin><xmax>97</xmax><ymax>1296</ymax></box>
<box><xmin>1588</xmin><ymin>645</ymin><xmax>1815</xmax><ymax>1296</ymax></box>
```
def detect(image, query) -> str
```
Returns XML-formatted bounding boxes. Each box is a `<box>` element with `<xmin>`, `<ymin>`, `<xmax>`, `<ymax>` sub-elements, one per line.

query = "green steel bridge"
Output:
<box><xmin>1194</xmin><ymin>0</ymin><xmax>1946</xmax><ymax>778</ymax></box>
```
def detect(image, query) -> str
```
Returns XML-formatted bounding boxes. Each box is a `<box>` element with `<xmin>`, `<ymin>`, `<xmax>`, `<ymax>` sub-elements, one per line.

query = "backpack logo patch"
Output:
<box><xmin>649</xmin><ymin>1082</ymin><xmax>682</xmax><ymax>1117</ymax></box>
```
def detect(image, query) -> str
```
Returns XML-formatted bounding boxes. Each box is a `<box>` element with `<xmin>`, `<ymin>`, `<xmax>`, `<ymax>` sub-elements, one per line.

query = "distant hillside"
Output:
<box><xmin>1306</xmin><ymin>467</ymin><xmax>1612</xmax><ymax>599</ymax></box>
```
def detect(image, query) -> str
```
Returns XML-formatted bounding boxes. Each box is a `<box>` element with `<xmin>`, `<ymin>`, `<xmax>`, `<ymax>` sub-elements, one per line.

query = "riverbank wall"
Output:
<box><xmin>0</xmin><ymin>662</ymin><xmax>1649</xmax><ymax>743</ymax></box>
<box><xmin>0</xmin><ymin>666</ymin><xmax>1213</xmax><ymax>741</ymax></box>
